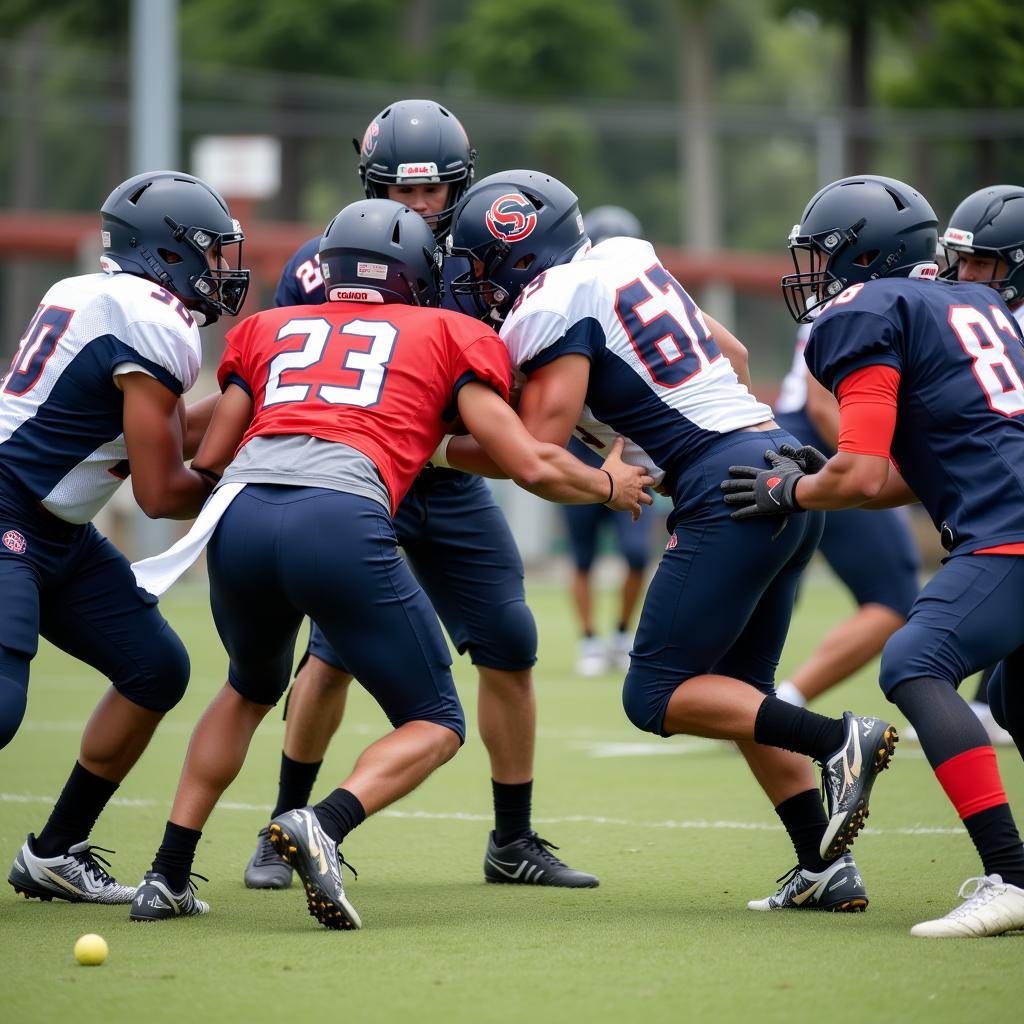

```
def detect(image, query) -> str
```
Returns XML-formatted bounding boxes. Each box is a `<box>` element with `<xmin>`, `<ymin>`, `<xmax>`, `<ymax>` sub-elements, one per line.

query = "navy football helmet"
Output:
<box><xmin>447</xmin><ymin>169</ymin><xmax>588</xmax><ymax>322</ymax></box>
<box><xmin>355</xmin><ymin>99</ymin><xmax>476</xmax><ymax>237</ymax></box>
<box><xmin>100</xmin><ymin>170</ymin><xmax>249</xmax><ymax>324</ymax></box>
<box><xmin>940</xmin><ymin>185</ymin><xmax>1024</xmax><ymax>306</ymax></box>
<box><xmin>583</xmin><ymin>205</ymin><xmax>642</xmax><ymax>246</ymax></box>
<box><xmin>319</xmin><ymin>199</ymin><xmax>441</xmax><ymax>307</ymax></box>
<box><xmin>782</xmin><ymin>174</ymin><xmax>938</xmax><ymax>323</ymax></box>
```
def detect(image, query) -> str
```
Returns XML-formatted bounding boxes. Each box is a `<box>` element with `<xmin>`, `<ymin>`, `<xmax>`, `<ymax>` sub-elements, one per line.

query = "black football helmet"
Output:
<box><xmin>319</xmin><ymin>199</ymin><xmax>441</xmax><ymax>307</ymax></box>
<box><xmin>100</xmin><ymin>170</ymin><xmax>249</xmax><ymax>324</ymax></box>
<box><xmin>447</xmin><ymin>169</ymin><xmax>588</xmax><ymax>322</ymax></box>
<box><xmin>782</xmin><ymin>174</ymin><xmax>938</xmax><ymax>323</ymax></box>
<box><xmin>355</xmin><ymin>99</ymin><xmax>476</xmax><ymax>237</ymax></box>
<box><xmin>583</xmin><ymin>205</ymin><xmax>642</xmax><ymax>246</ymax></box>
<box><xmin>940</xmin><ymin>185</ymin><xmax>1024</xmax><ymax>306</ymax></box>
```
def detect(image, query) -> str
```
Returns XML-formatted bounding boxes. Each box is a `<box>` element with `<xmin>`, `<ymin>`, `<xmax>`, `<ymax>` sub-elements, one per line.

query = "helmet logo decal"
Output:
<box><xmin>362</xmin><ymin>120</ymin><xmax>381</xmax><ymax>156</ymax></box>
<box><xmin>942</xmin><ymin>227</ymin><xmax>974</xmax><ymax>248</ymax></box>
<box><xmin>823</xmin><ymin>232</ymin><xmax>840</xmax><ymax>250</ymax></box>
<box><xmin>327</xmin><ymin>286</ymin><xmax>385</xmax><ymax>303</ymax></box>
<box><xmin>1012</xmin><ymin>249</ymin><xmax>1024</xmax><ymax>264</ymax></box>
<box><xmin>485</xmin><ymin>193</ymin><xmax>538</xmax><ymax>243</ymax></box>
<box><xmin>396</xmin><ymin>161</ymin><xmax>439</xmax><ymax>181</ymax></box>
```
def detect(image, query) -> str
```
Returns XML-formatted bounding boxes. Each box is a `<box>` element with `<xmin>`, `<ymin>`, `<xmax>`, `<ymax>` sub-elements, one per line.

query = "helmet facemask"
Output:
<box><xmin>161</xmin><ymin>216</ymin><xmax>250</xmax><ymax>320</ymax></box>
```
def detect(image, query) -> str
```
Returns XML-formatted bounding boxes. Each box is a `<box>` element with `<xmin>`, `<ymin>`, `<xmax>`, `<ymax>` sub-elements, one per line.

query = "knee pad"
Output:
<box><xmin>470</xmin><ymin>600</ymin><xmax>538</xmax><ymax>671</ymax></box>
<box><xmin>879</xmin><ymin>625</ymin><xmax>960</xmax><ymax>696</ymax></box>
<box><xmin>116</xmin><ymin>627</ymin><xmax>191</xmax><ymax>713</ymax></box>
<box><xmin>987</xmin><ymin>666</ymin><xmax>1009</xmax><ymax>730</ymax></box>
<box><xmin>621</xmin><ymin>672</ymin><xmax>665</xmax><ymax>736</ymax></box>
<box><xmin>0</xmin><ymin>646</ymin><xmax>31</xmax><ymax>749</ymax></box>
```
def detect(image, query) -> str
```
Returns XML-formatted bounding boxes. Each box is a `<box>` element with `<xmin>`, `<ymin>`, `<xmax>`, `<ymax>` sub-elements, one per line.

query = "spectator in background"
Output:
<box><xmin>564</xmin><ymin>207</ymin><xmax>653</xmax><ymax>676</ymax></box>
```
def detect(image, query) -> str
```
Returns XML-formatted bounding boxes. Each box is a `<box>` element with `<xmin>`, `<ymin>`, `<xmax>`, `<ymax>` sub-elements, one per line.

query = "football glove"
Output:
<box><xmin>778</xmin><ymin>442</ymin><xmax>828</xmax><ymax>475</ymax></box>
<box><xmin>720</xmin><ymin>449</ymin><xmax>805</xmax><ymax>531</ymax></box>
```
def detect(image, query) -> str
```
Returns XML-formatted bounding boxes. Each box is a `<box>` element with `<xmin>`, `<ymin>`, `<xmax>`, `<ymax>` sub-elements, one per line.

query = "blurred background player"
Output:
<box><xmin>4</xmin><ymin>171</ymin><xmax>248</xmax><ymax>905</ymax></box>
<box><xmin>446</xmin><ymin>169</ymin><xmax>898</xmax><ymax>914</ymax></box>
<box><xmin>772</xmin><ymin>323</ymin><xmax>920</xmax><ymax>708</ymax></box>
<box><xmin>128</xmin><ymin>201</ymin><xmax>651</xmax><ymax>927</ymax></box>
<box><xmin>730</xmin><ymin>174</ymin><xmax>1024</xmax><ymax>935</ymax></box>
<box><xmin>564</xmin><ymin>206</ymin><xmax>653</xmax><ymax>676</ymax></box>
<box><xmin>245</xmin><ymin>100</ymin><xmax>599</xmax><ymax>892</ymax></box>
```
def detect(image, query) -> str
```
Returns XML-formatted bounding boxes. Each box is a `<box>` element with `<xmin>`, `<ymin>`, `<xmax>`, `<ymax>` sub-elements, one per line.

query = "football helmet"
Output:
<box><xmin>100</xmin><ymin>170</ymin><xmax>249</xmax><ymax>324</ymax></box>
<box><xmin>782</xmin><ymin>174</ymin><xmax>938</xmax><ymax>323</ymax></box>
<box><xmin>583</xmin><ymin>205</ymin><xmax>642</xmax><ymax>246</ymax></box>
<box><xmin>940</xmin><ymin>185</ymin><xmax>1024</xmax><ymax>306</ymax></box>
<box><xmin>319</xmin><ymin>199</ymin><xmax>441</xmax><ymax>307</ymax></box>
<box><xmin>355</xmin><ymin>99</ymin><xmax>476</xmax><ymax>236</ymax></box>
<box><xmin>447</xmin><ymin>169</ymin><xmax>588</xmax><ymax>322</ymax></box>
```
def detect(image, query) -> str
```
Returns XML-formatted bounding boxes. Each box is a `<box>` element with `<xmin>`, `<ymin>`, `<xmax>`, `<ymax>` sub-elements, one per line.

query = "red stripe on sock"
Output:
<box><xmin>934</xmin><ymin>746</ymin><xmax>1008</xmax><ymax>820</ymax></box>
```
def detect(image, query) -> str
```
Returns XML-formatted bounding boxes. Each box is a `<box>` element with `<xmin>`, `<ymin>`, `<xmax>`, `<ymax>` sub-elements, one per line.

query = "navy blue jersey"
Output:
<box><xmin>805</xmin><ymin>277</ymin><xmax>1024</xmax><ymax>555</ymax></box>
<box><xmin>274</xmin><ymin>235</ymin><xmax>468</xmax><ymax>311</ymax></box>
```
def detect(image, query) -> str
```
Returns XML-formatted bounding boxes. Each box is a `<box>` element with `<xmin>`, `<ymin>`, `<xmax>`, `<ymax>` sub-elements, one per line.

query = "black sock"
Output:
<box><xmin>151</xmin><ymin>821</ymin><xmax>202</xmax><ymax>893</ymax></box>
<box><xmin>492</xmin><ymin>779</ymin><xmax>533</xmax><ymax>845</ymax></box>
<box><xmin>754</xmin><ymin>696</ymin><xmax>845</xmax><ymax>761</ymax></box>
<box><xmin>963</xmin><ymin>805</ymin><xmax>1024</xmax><ymax>888</ymax></box>
<box><xmin>272</xmin><ymin>753</ymin><xmax>323</xmax><ymax>818</ymax></box>
<box><xmin>775</xmin><ymin>789</ymin><xmax>829</xmax><ymax>873</ymax></box>
<box><xmin>312</xmin><ymin>788</ymin><xmax>365</xmax><ymax>845</ymax></box>
<box><xmin>34</xmin><ymin>762</ymin><xmax>119</xmax><ymax>858</ymax></box>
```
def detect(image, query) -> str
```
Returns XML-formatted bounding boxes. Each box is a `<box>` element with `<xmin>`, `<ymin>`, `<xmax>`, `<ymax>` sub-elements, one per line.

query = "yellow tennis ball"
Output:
<box><xmin>74</xmin><ymin>933</ymin><xmax>108</xmax><ymax>966</ymax></box>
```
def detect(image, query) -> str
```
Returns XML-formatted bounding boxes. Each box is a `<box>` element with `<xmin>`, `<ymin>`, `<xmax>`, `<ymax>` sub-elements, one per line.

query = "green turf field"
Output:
<box><xmin>2</xmin><ymin>570</ymin><xmax>1022</xmax><ymax>1023</ymax></box>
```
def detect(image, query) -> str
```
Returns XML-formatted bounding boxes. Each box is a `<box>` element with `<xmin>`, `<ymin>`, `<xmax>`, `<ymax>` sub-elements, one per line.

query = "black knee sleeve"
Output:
<box><xmin>889</xmin><ymin>676</ymin><xmax>991</xmax><ymax>770</ymax></box>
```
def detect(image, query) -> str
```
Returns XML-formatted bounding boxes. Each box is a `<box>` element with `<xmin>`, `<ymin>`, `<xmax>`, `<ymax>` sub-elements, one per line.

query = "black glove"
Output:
<box><xmin>720</xmin><ymin>449</ymin><xmax>805</xmax><ymax>526</ymax></box>
<box><xmin>778</xmin><ymin>442</ymin><xmax>828</xmax><ymax>475</ymax></box>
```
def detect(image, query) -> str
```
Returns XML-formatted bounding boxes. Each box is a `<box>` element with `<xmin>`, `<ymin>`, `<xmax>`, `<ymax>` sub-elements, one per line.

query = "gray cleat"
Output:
<box><xmin>129</xmin><ymin>871</ymin><xmax>209</xmax><ymax>922</ymax></box>
<box><xmin>484</xmin><ymin>831</ymin><xmax>599</xmax><ymax>888</ymax></box>
<box><xmin>748</xmin><ymin>854</ymin><xmax>868</xmax><ymax>912</ymax></box>
<box><xmin>244</xmin><ymin>827</ymin><xmax>293</xmax><ymax>889</ymax></box>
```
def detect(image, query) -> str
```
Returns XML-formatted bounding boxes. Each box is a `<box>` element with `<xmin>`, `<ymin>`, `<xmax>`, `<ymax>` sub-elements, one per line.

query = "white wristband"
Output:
<box><xmin>429</xmin><ymin>434</ymin><xmax>456</xmax><ymax>469</ymax></box>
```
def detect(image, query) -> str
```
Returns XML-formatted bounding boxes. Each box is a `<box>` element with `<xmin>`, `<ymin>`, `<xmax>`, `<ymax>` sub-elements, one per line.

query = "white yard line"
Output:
<box><xmin>0</xmin><ymin>792</ymin><xmax>964</xmax><ymax>836</ymax></box>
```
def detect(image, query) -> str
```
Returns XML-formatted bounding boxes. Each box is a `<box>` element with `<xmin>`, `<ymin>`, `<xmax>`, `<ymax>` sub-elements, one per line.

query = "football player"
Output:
<box><xmin>564</xmin><ymin>206</ymin><xmax>653</xmax><ymax>676</ymax></box>
<box><xmin>936</xmin><ymin>184</ymin><xmax>1024</xmax><ymax>747</ymax></box>
<box><xmin>3</xmin><ymin>171</ymin><xmax>249</xmax><ymax>904</ymax></box>
<box><xmin>725</xmin><ymin>174</ymin><xmax>1024</xmax><ymax>936</ymax></box>
<box><xmin>443</xmin><ymin>170</ymin><xmax>898</xmax><ymax>914</ymax></box>
<box><xmin>773</xmin><ymin>323</ymin><xmax>920</xmax><ymax>709</ymax></box>
<box><xmin>244</xmin><ymin>99</ymin><xmax>602</xmax><ymax>892</ymax></box>
<box><xmin>128</xmin><ymin>200</ymin><xmax>652</xmax><ymax>928</ymax></box>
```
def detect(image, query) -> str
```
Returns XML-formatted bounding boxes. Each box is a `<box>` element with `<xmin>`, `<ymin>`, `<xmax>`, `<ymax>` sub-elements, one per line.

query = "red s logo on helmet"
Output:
<box><xmin>485</xmin><ymin>193</ymin><xmax>538</xmax><ymax>243</ymax></box>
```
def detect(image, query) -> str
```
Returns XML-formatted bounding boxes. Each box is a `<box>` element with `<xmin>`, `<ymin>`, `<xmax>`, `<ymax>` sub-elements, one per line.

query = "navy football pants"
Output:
<box><xmin>207</xmin><ymin>485</ymin><xmax>465</xmax><ymax>741</ymax></box>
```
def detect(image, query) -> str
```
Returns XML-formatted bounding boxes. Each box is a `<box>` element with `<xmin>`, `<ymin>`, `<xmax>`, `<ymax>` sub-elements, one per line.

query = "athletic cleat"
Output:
<box><xmin>244</xmin><ymin>827</ymin><xmax>293</xmax><ymax>889</ymax></box>
<box><xmin>575</xmin><ymin>636</ymin><xmax>608</xmax><ymax>677</ymax></box>
<box><xmin>819</xmin><ymin>712</ymin><xmax>898</xmax><ymax>861</ymax></box>
<box><xmin>267</xmin><ymin>808</ymin><xmax>361</xmax><ymax>930</ymax></box>
<box><xmin>910</xmin><ymin>875</ymin><xmax>1024</xmax><ymax>938</ymax></box>
<box><xmin>8</xmin><ymin>834</ymin><xmax>135</xmax><ymax>904</ymax></box>
<box><xmin>747</xmin><ymin>854</ymin><xmax>868</xmax><ymax>912</ymax></box>
<box><xmin>129</xmin><ymin>871</ymin><xmax>209</xmax><ymax>922</ymax></box>
<box><xmin>484</xmin><ymin>831</ymin><xmax>599</xmax><ymax>888</ymax></box>
<box><xmin>609</xmin><ymin>630</ymin><xmax>633</xmax><ymax>672</ymax></box>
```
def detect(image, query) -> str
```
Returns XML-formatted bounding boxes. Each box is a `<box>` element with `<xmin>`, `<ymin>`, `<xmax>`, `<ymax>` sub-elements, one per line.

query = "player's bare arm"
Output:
<box><xmin>455</xmin><ymin>380</ymin><xmax>653</xmax><ymax>515</ymax></box>
<box><xmin>804</xmin><ymin>372</ymin><xmax>840</xmax><ymax>450</ymax></box>
<box><xmin>793</xmin><ymin>449</ymin><xmax>890</xmax><ymax>509</ymax></box>
<box><xmin>119</xmin><ymin>371</ymin><xmax>215</xmax><ymax>519</ymax></box>
<box><xmin>191</xmin><ymin>382</ymin><xmax>254</xmax><ymax>479</ymax></box>
<box><xmin>181</xmin><ymin>392</ymin><xmax>221</xmax><ymax>459</ymax></box>
<box><xmin>704</xmin><ymin>314</ymin><xmax>752</xmax><ymax>389</ymax></box>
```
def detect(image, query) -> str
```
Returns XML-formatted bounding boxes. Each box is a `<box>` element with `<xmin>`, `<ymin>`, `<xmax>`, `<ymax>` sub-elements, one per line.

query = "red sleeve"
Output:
<box><xmin>218</xmin><ymin>316</ymin><xmax>254</xmax><ymax>396</ymax></box>
<box><xmin>449</xmin><ymin>323</ymin><xmax>512</xmax><ymax>404</ymax></box>
<box><xmin>836</xmin><ymin>364</ymin><xmax>900</xmax><ymax>458</ymax></box>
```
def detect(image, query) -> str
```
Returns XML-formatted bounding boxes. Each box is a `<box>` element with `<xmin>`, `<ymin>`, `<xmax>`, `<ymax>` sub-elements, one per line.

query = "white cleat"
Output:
<box><xmin>8</xmin><ymin>835</ymin><xmax>135</xmax><ymax>904</ymax></box>
<box><xmin>608</xmin><ymin>630</ymin><xmax>633</xmax><ymax>672</ymax></box>
<box><xmin>910</xmin><ymin>875</ymin><xmax>1024</xmax><ymax>937</ymax></box>
<box><xmin>575</xmin><ymin>636</ymin><xmax>609</xmax><ymax>677</ymax></box>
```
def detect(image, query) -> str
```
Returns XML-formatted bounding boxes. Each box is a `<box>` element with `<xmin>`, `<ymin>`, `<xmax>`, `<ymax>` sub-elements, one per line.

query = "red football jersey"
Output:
<box><xmin>218</xmin><ymin>301</ymin><xmax>511</xmax><ymax>512</ymax></box>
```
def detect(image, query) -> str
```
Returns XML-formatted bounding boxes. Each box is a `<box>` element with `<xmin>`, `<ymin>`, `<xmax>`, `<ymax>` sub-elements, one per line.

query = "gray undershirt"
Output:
<box><xmin>219</xmin><ymin>435</ymin><xmax>391</xmax><ymax>512</ymax></box>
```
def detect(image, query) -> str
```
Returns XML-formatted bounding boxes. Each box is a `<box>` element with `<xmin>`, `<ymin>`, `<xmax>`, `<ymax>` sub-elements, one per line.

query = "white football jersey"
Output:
<box><xmin>500</xmin><ymin>238</ymin><xmax>772</xmax><ymax>485</ymax></box>
<box><xmin>0</xmin><ymin>272</ymin><xmax>202</xmax><ymax>523</ymax></box>
<box><xmin>774</xmin><ymin>323</ymin><xmax>812</xmax><ymax>415</ymax></box>
<box><xmin>1015</xmin><ymin>304</ymin><xmax>1024</xmax><ymax>333</ymax></box>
